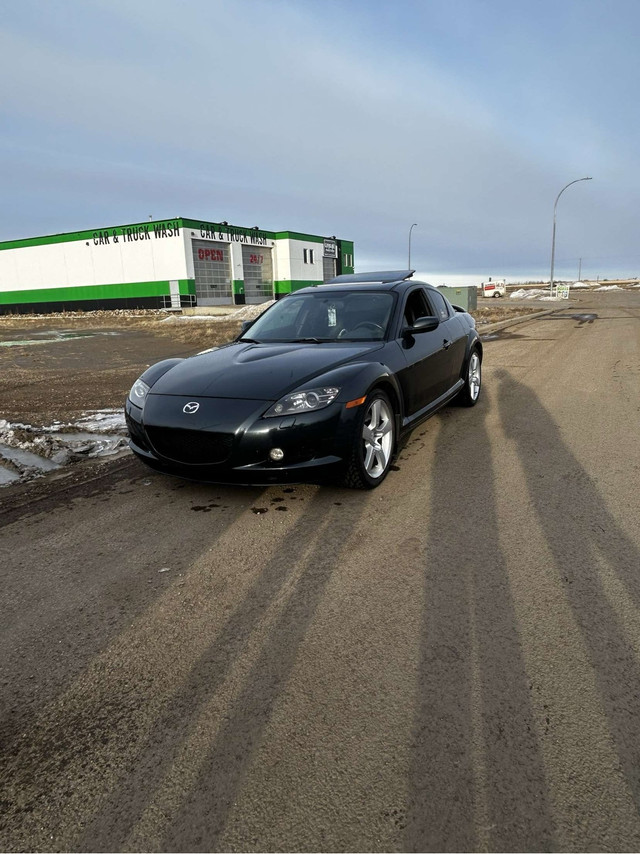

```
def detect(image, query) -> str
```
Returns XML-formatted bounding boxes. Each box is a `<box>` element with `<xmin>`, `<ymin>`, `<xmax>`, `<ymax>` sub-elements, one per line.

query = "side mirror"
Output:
<box><xmin>405</xmin><ymin>315</ymin><xmax>440</xmax><ymax>335</ymax></box>
<box><xmin>240</xmin><ymin>320</ymin><xmax>253</xmax><ymax>334</ymax></box>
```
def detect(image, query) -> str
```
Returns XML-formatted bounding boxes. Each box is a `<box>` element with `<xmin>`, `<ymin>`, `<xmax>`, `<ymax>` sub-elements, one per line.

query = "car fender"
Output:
<box><xmin>139</xmin><ymin>358</ymin><xmax>184</xmax><ymax>388</ymax></box>
<box><xmin>461</xmin><ymin>331</ymin><xmax>482</xmax><ymax>374</ymax></box>
<box><xmin>299</xmin><ymin>360</ymin><xmax>406</xmax><ymax>424</ymax></box>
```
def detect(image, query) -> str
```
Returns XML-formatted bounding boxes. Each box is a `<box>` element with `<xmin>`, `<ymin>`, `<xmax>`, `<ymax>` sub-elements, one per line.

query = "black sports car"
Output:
<box><xmin>125</xmin><ymin>270</ymin><xmax>482</xmax><ymax>489</ymax></box>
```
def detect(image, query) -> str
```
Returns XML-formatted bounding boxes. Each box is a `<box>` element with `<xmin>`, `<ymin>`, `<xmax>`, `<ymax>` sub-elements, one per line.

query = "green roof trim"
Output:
<box><xmin>0</xmin><ymin>219</ymin><xmax>182</xmax><ymax>251</ymax></box>
<box><xmin>0</xmin><ymin>219</ymin><xmax>349</xmax><ymax>251</ymax></box>
<box><xmin>274</xmin><ymin>279</ymin><xmax>323</xmax><ymax>294</ymax></box>
<box><xmin>274</xmin><ymin>231</ymin><xmax>325</xmax><ymax>244</ymax></box>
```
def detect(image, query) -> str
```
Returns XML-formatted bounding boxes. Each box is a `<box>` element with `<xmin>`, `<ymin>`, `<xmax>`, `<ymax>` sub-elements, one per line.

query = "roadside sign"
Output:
<box><xmin>556</xmin><ymin>284</ymin><xmax>570</xmax><ymax>300</ymax></box>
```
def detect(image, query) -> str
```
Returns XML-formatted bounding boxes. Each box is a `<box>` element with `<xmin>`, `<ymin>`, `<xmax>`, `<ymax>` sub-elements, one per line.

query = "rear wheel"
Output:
<box><xmin>457</xmin><ymin>349</ymin><xmax>482</xmax><ymax>406</ymax></box>
<box><xmin>342</xmin><ymin>390</ymin><xmax>395</xmax><ymax>489</ymax></box>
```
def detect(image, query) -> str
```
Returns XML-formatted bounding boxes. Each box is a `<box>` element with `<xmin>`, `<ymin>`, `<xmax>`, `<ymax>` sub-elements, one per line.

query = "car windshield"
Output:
<box><xmin>240</xmin><ymin>291</ymin><xmax>395</xmax><ymax>343</ymax></box>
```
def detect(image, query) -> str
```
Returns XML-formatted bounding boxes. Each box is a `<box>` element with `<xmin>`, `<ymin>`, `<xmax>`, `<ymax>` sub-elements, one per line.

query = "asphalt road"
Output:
<box><xmin>1</xmin><ymin>291</ymin><xmax>640</xmax><ymax>852</ymax></box>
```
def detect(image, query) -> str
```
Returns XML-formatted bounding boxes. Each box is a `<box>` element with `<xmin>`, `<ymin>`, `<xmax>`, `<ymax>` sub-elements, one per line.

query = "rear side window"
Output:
<box><xmin>427</xmin><ymin>289</ymin><xmax>450</xmax><ymax>321</ymax></box>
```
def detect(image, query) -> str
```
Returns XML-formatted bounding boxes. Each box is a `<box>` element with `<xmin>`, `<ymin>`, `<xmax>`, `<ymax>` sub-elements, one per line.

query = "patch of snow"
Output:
<box><xmin>161</xmin><ymin>315</ymin><xmax>227</xmax><ymax>322</ymax></box>
<box><xmin>595</xmin><ymin>285</ymin><xmax>622</xmax><ymax>291</ymax></box>
<box><xmin>74</xmin><ymin>409</ymin><xmax>126</xmax><ymax>432</ymax></box>
<box><xmin>0</xmin><ymin>330</ymin><xmax>120</xmax><ymax>348</ymax></box>
<box><xmin>0</xmin><ymin>409</ymin><xmax>128</xmax><ymax>487</ymax></box>
<box><xmin>0</xmin><ymin>464</ymin><xmax>21</xmax><ymax>485</ymax></box>
<box><xmin>161</xmin><ymin>302</ymin><xmax>274</xmax><ymax>324</ymax></box>
<box><xmin>510</xmin><ymin>288</ymin><xmax>553</xmax><ymax>300</ymax></box>
<box><xmin>0</xmin><ymin>445</ymin><xmax>60</xmax><ymax>471</ymax></box>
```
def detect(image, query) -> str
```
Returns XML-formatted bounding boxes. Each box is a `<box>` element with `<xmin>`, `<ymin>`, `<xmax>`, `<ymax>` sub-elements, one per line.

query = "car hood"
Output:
<box><xmin>149</xmin><ymin>341</ymin><xmax>384</xmax><ymax>399</ymax></box>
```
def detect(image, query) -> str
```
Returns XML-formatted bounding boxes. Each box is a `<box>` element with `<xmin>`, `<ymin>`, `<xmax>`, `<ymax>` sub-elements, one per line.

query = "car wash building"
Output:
<box><xmin>0</xmin><ymin>216</ymin><xmax>355</xmax><ymax>314</ymax></box>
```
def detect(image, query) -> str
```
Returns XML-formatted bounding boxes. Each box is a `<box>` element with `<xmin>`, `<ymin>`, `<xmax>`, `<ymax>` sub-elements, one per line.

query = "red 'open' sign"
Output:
<box><xmin>198</xmin><ymin>248</ymin><xmax>224</xmax><ymax>262</ymax></box>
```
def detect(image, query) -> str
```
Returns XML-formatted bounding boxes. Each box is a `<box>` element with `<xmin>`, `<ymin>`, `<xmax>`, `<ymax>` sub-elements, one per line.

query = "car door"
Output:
<box><xmin>396</xmin><ymin>287</ymin><xmax>452</xmax><ymax>417</ymax></box>
<box><xmin>424</xmin><ymin>288</ymin><xmax>467</xmax><ymax>392</ymax></box>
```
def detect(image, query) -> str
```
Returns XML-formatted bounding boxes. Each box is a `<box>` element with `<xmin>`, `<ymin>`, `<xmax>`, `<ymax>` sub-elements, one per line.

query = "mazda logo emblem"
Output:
<box><xmin>183</xmin><ymin>401</ymin><xmax>200</xmax><ymax>414</ymax></box>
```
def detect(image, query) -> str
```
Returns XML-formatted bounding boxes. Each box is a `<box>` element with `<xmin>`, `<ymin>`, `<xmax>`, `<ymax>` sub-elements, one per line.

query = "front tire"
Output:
<box><xmin>342</xmin><ymin>390</ymin><xmax>395</xmax><ymax>489</ymax></box>
<box><xmin>457</xmin><ymin>349</ymin><xmax>482</xmax><ymax>406</ymax></box>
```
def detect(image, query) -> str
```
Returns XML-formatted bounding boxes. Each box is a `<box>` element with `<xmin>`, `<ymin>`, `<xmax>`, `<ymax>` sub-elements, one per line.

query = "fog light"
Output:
<box><xmin>269</xmin><ymin>447</ymin><xmax>285</xmax><ymax>462</ymax></box>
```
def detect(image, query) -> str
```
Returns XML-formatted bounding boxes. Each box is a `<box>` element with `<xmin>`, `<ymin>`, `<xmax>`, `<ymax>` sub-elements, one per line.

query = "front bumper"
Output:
<box><xmin>125</xmin><ymin>394</ymin><xmax>358</xmax><ymax>484</ymax></box>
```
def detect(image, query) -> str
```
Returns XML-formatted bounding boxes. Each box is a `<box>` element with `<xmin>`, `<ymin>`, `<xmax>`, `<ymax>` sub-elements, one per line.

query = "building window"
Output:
<box><xmin>303</xmin><ymin>248</ymin><xmax>315</xmax><ymax>264</ymax></box>
<box><xmin>344</xmin><ymin>253</ymin><xmax>353</xmax><ymax>268</ymax></box>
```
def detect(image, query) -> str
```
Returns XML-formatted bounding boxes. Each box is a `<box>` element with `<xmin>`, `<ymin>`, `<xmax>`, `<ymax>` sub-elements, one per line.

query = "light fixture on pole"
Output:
<box><xmin>408</xmin><ymin>223</ymin><xmax>418</xmax><ymax>268</ymax></box>
<box><xmin>549</xmin><ymin>177</ymin><xmax>592</xmax><ymax>293</ymax></box>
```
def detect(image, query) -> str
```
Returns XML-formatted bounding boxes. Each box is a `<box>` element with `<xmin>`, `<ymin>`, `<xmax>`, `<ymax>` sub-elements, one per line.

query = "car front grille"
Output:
<box><xmin>126</xmin><ymin>410</ymin><xmax>150</xmax><ymax>452</ymax></box>
<box><xmin>146</xmin><ymin>427</ymin><xmax>234</xmax><ymax>465</ymax></box>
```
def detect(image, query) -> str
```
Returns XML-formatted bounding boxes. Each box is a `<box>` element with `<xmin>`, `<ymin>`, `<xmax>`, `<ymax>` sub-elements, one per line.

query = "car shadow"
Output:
<box><xmin>405</xmin><ymin>387</ymin><xmax>555</xmax><ymax>852</ymax></box>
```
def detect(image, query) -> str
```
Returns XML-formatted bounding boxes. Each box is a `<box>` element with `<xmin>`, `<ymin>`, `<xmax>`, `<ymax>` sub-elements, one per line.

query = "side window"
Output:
<box><xmin>427</xmin><ymin>289</ymin><xmax>450</xmax><ymax>322</ymax></box>
<box><xmin>403</xmin><ymin>288</ymin><xmax>432</xmax><ymax>327</ymax></box>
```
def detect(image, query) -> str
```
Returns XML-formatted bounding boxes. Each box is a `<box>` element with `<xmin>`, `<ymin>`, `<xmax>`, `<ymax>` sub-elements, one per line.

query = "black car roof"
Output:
<box><xmin>326</xmin><ymin>270</ymin><xmax>415</xmax><ymax>285</ymax></box>
<box><xmin>293</xmin><ymin>270</ymin><xmax>435</xmax><ymax>296</ymax></box>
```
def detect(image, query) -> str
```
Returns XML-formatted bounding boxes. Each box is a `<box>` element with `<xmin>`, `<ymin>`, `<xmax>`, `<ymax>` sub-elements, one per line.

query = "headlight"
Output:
<box><xmin>264</xmin><ymin>386</ymin><xmax>340</xmax><ymax>417</ymax></box>
<box><xmin>129</xmin><ymin>378</ymin><xmax>150</xmax><ymax>407</ymax></box>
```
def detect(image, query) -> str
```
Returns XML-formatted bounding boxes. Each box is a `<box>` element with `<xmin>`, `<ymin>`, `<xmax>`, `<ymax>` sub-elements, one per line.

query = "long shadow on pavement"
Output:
<box><xmin>0</xmin><ymin>472</ymin><xmax>267</xmax><ymax>851</ymax></box>
<box><xmin>405</xmin><ymin>388</ymin><xmax>555</xmax><ymax>852</ymax></box>
<box><xmin>496</xmin><ymin>369</ymin><xmax>640</xmax><ymax>822</ymax></box>
<box><xmin>77</xmin><ymin>488</ymin><xmax>370</xmax><ymax>851</ymax></box>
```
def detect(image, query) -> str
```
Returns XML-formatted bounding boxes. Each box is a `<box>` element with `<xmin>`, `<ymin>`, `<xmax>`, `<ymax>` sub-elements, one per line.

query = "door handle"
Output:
<box><xmin>442</xmin><ymin>339</ymin><xmax>451</xmax><ymax>350</ymax></box>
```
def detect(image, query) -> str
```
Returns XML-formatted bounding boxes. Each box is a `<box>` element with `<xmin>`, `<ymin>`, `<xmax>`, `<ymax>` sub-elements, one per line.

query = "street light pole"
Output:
<box><xmin>408</xmin><ymin>223</ymin><xmax>418</xmax><ymax>268</ymax></box>
<box><xmin>550</xmin><ymin>177</ymin><xmax>592</xmax><ymax>293</ymax></box>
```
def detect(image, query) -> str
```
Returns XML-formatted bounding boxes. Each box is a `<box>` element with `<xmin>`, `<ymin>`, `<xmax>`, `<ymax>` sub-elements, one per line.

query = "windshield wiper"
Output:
<box><xmin>238</xmin><ymin>337</ymin><xmax>261</xmax><ymax>343</ymax></box>
<box><xmin>291</xmin><ymin>337</ymin><xmax>323</xmax><ymax>344</ymax></box>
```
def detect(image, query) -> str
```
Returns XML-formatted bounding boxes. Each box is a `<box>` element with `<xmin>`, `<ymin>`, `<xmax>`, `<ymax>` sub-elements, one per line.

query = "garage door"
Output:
<box><xmin>323</xmin><ymin>257</ymin><xmax>336</xmax><ymax>282</ymax></box>
<box><xmin>192</xmin><ymin>240</ymin><xmax>232</xmax><ymax>305</ymax></box>
<box><xmin>242</xmin><ymin>246</ymin><xmax>274</xmax><ymax>304</ymax></box>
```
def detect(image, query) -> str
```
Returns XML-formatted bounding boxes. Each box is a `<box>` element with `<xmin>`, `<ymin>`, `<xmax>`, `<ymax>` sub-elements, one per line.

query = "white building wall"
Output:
<box><xmin>275</xmin><ymin>238</ymin><xmax>324</xmax><ymax>284</ymax></box>
<box><xmin>0</xmin><ymin>226</ymin><xmax>188</xmax><ymax>295</ymax></box>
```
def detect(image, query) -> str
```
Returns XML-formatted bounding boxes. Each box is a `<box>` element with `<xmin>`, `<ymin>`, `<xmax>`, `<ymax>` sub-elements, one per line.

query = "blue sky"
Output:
<box><xmin>1</xmin><ymin>0</ymin><xmax>639</xmax><ymax>283</ymax></box>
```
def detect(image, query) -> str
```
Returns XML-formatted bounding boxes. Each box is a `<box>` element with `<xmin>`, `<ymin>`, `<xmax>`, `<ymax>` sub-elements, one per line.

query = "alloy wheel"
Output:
<box><xmin>362</xmin><ymin>397</ymin><xmax>394</xmax><ymax>478</ymax></box>
<box><xmin>469</xmin><ymin>352</ymin><xmax>481</xmax><ymax>401</ymax></box>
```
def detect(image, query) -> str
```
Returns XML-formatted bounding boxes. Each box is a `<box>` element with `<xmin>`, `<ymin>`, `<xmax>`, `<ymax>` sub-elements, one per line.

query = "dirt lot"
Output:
<box><xmin>0</xmin><ymin>302</ymin><xmax>545</xmax><ymax>426</ymax></box>
<box><xmin>0</xmin><ymin>312</ymin><xmax>241</xmax><ymax>425</ymax></box>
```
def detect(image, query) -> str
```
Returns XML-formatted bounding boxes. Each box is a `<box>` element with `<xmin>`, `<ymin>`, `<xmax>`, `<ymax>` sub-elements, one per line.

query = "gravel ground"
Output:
<box><xmin>0</xmin><ymin>300</ymin><xmax>524</xmax><ymax>424</ymax></box>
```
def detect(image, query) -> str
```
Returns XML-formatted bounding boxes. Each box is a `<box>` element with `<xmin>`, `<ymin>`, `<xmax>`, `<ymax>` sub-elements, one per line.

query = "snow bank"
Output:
<box><xmin>510</xmin><ymin>288</ymin><xmax>557</xmax><ymax>300</ymax></box>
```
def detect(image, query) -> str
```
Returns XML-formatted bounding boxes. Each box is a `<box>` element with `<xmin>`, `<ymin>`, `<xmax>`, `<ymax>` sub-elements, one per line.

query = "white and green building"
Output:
<box><xmin>0</xmin><ymin>217</ymin><xmax>354</xmax><ymax>313</ymax></box>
